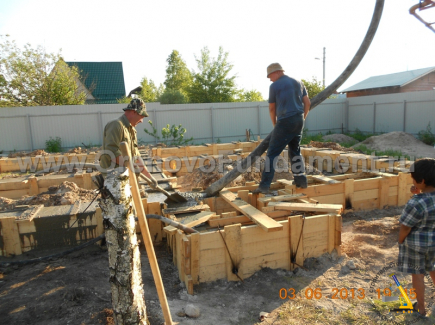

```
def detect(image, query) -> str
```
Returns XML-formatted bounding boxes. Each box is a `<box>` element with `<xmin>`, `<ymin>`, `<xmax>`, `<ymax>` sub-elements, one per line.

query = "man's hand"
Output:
<box><xmin>410</xmin><ymin>186</ymin><xmax>421</xmax><ymax>194</ymax></box>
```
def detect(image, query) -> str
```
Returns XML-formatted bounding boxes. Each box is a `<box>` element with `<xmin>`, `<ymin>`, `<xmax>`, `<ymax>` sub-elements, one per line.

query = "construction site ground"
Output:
<box><xmin>1</xmin><ymin>132</ymin><xmax>435</xmax><ymax>324</ymax></box>
<box><xmin>3</xmin><ymin>206</ymin><xmax>434</xmax><ymax>325</ymax></box>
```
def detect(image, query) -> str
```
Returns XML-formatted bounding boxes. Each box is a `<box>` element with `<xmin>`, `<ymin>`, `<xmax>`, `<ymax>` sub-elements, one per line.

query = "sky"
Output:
<box><xmin>0</xmin><ymin>0</ymin><xmax>434</xmax><ymax>99</ymax></box>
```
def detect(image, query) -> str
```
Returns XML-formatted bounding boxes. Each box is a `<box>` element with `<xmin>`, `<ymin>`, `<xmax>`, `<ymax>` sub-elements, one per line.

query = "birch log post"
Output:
<box><xmin>100</xmin><ymin>169</ymin><xmax>147</xmax><ymax>325</ymax></box>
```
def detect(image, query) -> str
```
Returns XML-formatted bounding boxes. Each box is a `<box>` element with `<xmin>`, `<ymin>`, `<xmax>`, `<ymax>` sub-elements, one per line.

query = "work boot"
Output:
<box><xmin>293</xmin><ymin>175</ymin><xmax>307</xmax><ymax>189</ymax></box>
<box><xmin>252</xmin><ymin>186</ymin><xmax>270</xmax><ymax>194</ymax></box>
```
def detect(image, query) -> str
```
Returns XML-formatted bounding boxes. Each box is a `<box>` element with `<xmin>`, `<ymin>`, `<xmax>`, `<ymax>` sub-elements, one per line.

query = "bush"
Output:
<box><xmin>45</xmin><ymin>136</ymin><xmax>62</xmax><ymax>153</ymax></box>
<box><xmin>417</xmin><ymin>122</ymin><xmax>435</xmax><ymax>146</ymax></box>
<box><xmin>144</xmin><ymin>121</ymin><xmax>193</xmax><ymax>146</ymax></box>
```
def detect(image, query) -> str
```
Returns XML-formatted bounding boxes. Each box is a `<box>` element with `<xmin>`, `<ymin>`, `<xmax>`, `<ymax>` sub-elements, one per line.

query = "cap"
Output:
<box><xmin>123</xmin><ymin>98</ymin><xmax>149</xmax><ymax>117</ymax></box>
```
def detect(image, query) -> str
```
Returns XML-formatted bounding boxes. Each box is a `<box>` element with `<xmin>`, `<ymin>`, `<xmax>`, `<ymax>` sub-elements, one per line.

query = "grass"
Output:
<box><xmin>352</xmin><ymin>144</ymin><xmax>411</xmax><ymax>160</ymax></box>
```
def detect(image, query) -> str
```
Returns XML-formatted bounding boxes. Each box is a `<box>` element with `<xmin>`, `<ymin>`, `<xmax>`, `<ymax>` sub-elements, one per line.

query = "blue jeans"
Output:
<box><xmin>259</xmin><ymin>114</ymin><xmax>306</xmax><ymax>189</ymax></box>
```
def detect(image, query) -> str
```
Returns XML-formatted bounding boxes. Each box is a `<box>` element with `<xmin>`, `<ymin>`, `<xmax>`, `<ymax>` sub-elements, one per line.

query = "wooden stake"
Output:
<box><xmin>120</xmin><ymin>142</ymin><xmax>173</xmax><ymax>325</ymax></box>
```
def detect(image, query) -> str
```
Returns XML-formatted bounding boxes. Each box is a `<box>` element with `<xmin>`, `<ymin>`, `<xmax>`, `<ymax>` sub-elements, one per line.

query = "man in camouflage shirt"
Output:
<box><xmin>99</xmin><ymin>98</ymin><xmax>158</xmax><ymax>187</ymax></box>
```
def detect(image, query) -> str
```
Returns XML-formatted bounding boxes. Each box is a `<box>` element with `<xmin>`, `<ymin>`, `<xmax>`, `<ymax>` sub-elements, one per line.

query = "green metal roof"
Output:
<box><xmin>342</xmin><ymin>66</ymin><xmax>435</xmax><ymax>92</ymax></box>
<box><xmin>65</xmin><ymin>61</ymin><xmax>126</xmax><ymax>103</ymax></box>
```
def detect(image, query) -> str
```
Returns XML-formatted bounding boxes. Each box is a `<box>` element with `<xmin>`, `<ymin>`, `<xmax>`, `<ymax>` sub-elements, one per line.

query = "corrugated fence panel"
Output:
<box><xmin>305</xmin><ymin>99</ymin><xmax>346</xmax><ymax>134</ymax></box>
<box><xmin>348</xmin><ymin>101</ymin><xmax>375</xmax><ymax>133</ymax></box>
<box><xmin>375</xmin><ymin>102</ymin><xmax>405</xmax><ymax>134</ymax></box>
<box><xmin>0</xmin><ymin>116</ymin><xmax>29</xmax><ymax>151</ymax></box>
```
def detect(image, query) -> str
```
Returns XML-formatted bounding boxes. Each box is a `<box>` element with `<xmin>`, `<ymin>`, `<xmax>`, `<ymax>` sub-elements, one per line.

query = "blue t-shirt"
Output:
<box><xmin>268</xmin><ymin>75</ymin><xmax>308</xmax><ymax>120</ymax></box>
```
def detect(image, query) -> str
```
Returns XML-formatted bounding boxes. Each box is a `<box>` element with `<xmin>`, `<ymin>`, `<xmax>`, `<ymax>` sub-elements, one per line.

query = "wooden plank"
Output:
<box><xmin>379</xmin><ymin>177</ymin><xmax>390</xmax><ymax>209</ymax></box>
<box><xmin>176</xmin><ymin>230</ymin><xmax>184</xmax><ymax>282</ymax></box>
<box><xmin>183</xmin><ymin>237</ymin><xmax>191</xmax><ymax>275</ymax></box>
<box><xmin>29</xmin><ymin>176</ymin><xmax>39</xmax><ymax>195</ymax></box>
<box><xmin>310</xmin><ymin>193</ymin><xmax>343</xmax><ymax>205</ymax></box>
<box><xmin>344</xmin><ymin>178</ymin><xmax>354</xmax><ymax>209</ymax></box>
<box><xmin>303</xmin><ymin>215</ymin><xmax>330</xmax><ymax>234</ymax></box>
<box><xmin>353</xmin><ymin>177</ymin><xmax>381</xmax><ymax>191</ymax></box>
<box><xmin>353</xmin><ymin>189</ymin><xmax>378</xmax><ymax>201</ymax></box>
<box><xmin>68</xmin><ymin>200</ymin><xmax>82</xmax><ymax>216</ymax></box>
<box><xmin>219</xmin><ymin>191</ymin><xmax>283</xmax><ymax>232</ymax></box>
<box><xmin>208</xmin><ymin>211</ymin><xmax>293</xmax><ymax>228</ymax></box>
<box><xmin>268</xmin><ymin>202</ymin><xmax>343</xmax><ymax>214</ymax></box>
<box><xmin>295</xmin><ymin>182</ymin><xmax>344</xmax><ymax>197</ymax></box>
<box><xmin>311</xmin><ymin>175</ymin><xmax>340</xmax><ymax>184</ymax></box>
<box><xmin>242</xmin><ymin>221</ymin><xmax>289</xmax><ymax>245</ymax></box>
<box><xmin>83</xmin><ymin>173</ymin><xmax>93</xmax><ymax>189</ymax></box>
<box><xmin>162</xmin><ymin>204</ymin><xmax>210</xmax><ymax>215</ymax></box>
<box><xmin>148</xmin><ymin>202</ymin><xmax>162</xmax><ymax>243</ymax></box>
<box><xmin>289</xmin><ymin>216</ymin><xmax>303</xmax><ymax>271</ymax></box>
<box><xmin>237</xmin><ymin>190</ymin><xmax>249</xmax><ymax>203</ymax></box>
<box><xmin>271</xmin><ymin>193</ymin><xmax>307</xmax><ymax>202</ymax></box>
<box><xmin>352</xmin><ymin>199</ymin><xmax>378</xmax><ymax>211</ymax></box>
<box><xmin>241</xmin><ymin>254</ymin><xmax>289</xmax><ymax>278</ymax></box>
<box><xmin>398</xmin><ymin>172</ymin><xmax>409</xmax><ymax>206</ymax></box>
<box><xmin>178</xmin><ymin>211</ymin><xmax>217</xmax><ymax>228</ymax></box>
<box><xmin>95</xmin><ymin>207</ymin><xmax>104</xmax><ymax>237</ymax></box>
<box><xmin>335</xmin><ymin>215</ymin><xmax>342</xmax><ymax>255</ymax></box>
<box><xmin>185</xmin><ymin>275</ymin><xmax>194</xmax><ymax>295</ymax></box>
<box><xmin>190</xmin><ymin>232</ymin><xmax>200</xmax><ymax>284</ymax></box>
<box><xmin>1</xmin><ymin>217</ymin><xmax>22</xmax><ymax>256</ymax></box>
<box><xmin>223</xmin><ymin>224</ymin><xmax>243</xmax><ymax>281</ymax></box>
<box><xmin>328</xmin><ymin>215</ymin><xmax>335</xmax><ymax>253</ymax></box>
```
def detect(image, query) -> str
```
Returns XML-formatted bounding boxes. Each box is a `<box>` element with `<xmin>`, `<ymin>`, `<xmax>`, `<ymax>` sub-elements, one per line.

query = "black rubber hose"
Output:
<box><xmin>205</xmin><ymin>0</ymin><xmax>385</xmax><ymax>197</ymax></box>
<box><xmin>0</xmin><ymin>214</ymin><xmax>198</xmax><ymax>266</ymax></box>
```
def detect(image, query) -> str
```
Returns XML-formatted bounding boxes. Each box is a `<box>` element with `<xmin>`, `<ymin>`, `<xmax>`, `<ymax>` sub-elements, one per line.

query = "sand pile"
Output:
<box><xmin>0</xmin><ymin>181</ymin><xmax>99</xmax><ymax>211</ymax></box>
<box><xmin>352</xmin><ymin>131</ymin><xmax>435</xmax><ymax>158</ymax></box>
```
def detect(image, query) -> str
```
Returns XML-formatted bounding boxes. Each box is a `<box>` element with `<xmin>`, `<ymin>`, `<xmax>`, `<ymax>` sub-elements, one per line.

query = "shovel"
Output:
<box><xmin>139</xmin><ymin>173</ymin><xmax>187</xmax><ymax>203</ymax></box>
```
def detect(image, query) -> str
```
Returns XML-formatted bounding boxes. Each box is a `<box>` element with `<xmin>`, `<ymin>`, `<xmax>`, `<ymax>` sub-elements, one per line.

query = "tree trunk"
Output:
<box><xmin>100</xmin><ymin>170</ymin><xmax>147</xmax><ymax>325</ymax></box>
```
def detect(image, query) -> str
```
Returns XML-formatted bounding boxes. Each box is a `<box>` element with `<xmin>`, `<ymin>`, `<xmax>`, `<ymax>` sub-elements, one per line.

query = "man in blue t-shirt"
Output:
<box><xmin>253</xmin><ymin>63</ymin><xmax>310</xmax><ymax>194</ymax></box>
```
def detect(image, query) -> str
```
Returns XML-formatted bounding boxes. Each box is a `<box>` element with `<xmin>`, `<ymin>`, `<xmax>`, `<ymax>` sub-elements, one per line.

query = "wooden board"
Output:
<box><xmin>268</xmin><ymin>202</ymin><xmax>343</xmax><ymax>214</ymax></box>
<box><xmin>219</xmin><ymin>191</ymin><xmax>283</xmax><ymax>232</ymax></box>
<box><xmin>223</xmin><ymin>224</ymin><xmax>242</xmax><ymax>281</ymax></box>
<box><xmin>162</xmin><ymin>204</ymin><xmax>210</xmax><ymax>215</ymax></box>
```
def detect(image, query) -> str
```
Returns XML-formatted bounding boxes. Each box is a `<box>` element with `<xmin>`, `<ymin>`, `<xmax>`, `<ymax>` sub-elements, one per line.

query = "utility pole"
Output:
<box><xmin>315</xmin><ymin>47</ymin><xmax>326</xmax><ymax>87</ymax></box>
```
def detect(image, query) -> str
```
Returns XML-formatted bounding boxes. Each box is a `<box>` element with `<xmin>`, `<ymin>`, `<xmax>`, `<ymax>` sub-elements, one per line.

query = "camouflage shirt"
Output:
<box><xmin>99</xmin><ymin>114</ymin><xmax>141</xmax><ymax>170</ymax></box>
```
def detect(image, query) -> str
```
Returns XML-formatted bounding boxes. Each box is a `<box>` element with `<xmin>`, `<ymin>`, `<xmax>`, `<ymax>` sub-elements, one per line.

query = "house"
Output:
<box><xmin>65</xmin><ymin>62</ymin><xmax>126</xmax><ymax>104</ymax></box>
<box><xmin>341</xmin><ymin>66</ymin><xmax>435</xmax><ymax>97</ymax></box>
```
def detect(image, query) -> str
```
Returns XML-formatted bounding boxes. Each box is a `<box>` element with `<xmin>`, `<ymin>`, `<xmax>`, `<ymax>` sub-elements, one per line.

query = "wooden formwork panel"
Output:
<box><xmin>174</xmin><ymin>214</ymin><xmax>341</xmax><ymax>289</ymax></box>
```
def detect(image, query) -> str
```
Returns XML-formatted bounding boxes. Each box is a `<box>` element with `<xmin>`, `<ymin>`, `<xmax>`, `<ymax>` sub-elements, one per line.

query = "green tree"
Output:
<box><xmin>138</xmin><ymin>77</ymin><xmax>164</xmax><ymax>103</ymax></box>
<box><xmin>187</xmin><ymin>46</ymin><xmax>238</xmax><ymax>103</ymax></box>
<box><xmin>0</xmin><ymin>36</ymin><xmax>87</xmax><ymax>107</ymax></box>
<box><xmin>164</xmin><ymin>50</ymin><xmax>192</xmax><ymax>93</ymax></box>
<box><xmin>158</xmin><ymin>89</ymin><xmax>189</xmax><ymax>104</ymax></box>
<box><xmin>301</xmin><ymin>77</ymin><xmax>325</xmax><ymax>99</ymax></box>
<box><xmin>236</xmin><ymin>89</ymin><xmax>264</xmax><ymax>102</ymax></box>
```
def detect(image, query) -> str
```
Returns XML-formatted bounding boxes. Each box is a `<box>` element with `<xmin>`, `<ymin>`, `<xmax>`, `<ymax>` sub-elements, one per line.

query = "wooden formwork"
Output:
<box><xmin>0</xmin><ymin>172</ymin><xmax>98</xmax><ymax>199</ymax></box>
<box><xmin>0</xmin><ymin>198</ymin><xmax>165</xmax><ymax>257</ymax></box>
<box><xmin>0</xmin><ymin>202</ymin><xmax>103</xmax><ymax>257</ymax></box>
<box><xmin>0</xmin><ymin>153</ymin><xmax>98</xmax><ymax>173</ymax></box>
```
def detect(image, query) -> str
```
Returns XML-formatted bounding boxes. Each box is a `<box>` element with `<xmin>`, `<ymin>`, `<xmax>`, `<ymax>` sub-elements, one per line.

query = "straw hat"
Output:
<box><xmin>267</xmin><ymin>63</ymin><xmax>284</xmax><ymax>77</ymax></box>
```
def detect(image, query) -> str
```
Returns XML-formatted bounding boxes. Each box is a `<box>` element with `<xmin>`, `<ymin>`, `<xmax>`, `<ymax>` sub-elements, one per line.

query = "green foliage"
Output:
<box><xmin>216</xmin><ymin>138</ymin><xmax>222</xmax><ymax>144</ymax></box>
<box><xmin>187</xmin><ymin>46</ymin><xmax>238</xmax><ymax>103</ymax></box>
<box><xmin>417</xmin><ymin>122</ymin><xmax>435</xmax><ymax>145</ymax></box>
<box><xmin>138</xmin><ymin>77</ymin><xmax>164</xmax><ymax>103</ymax></box>
<box><xmin>352</xmin><ymin>144</ymin><xmax>411</xmax><ymax>159</ymax></box>
<box><xmin>345</xmin><ymin>128</ymin><xmax>375</xmax><ymax>142</ymax></box>
<box><xmin>144</xmin><ymin>121</ymin><xmax>193</xmax><ymax>146</ymax></box>
<box><xmin>45</xmin><ymin>136</ymin><xmax>62</xmax><ymax>153</ymax></box>
<box><xmin>164</xmin><ymin>50</ymin><xmax>192</xmax><ymax>94</ymax></box>
<box><xmin>116</xmin><ymin>96</ymin><xmax>131</xmax><ymax>104</ymax></box>
<box><xmin>143</xmin><ymin>120</ymin><xmax>161</xmax><ymax>141</ymax></box>
<box><xmin>0</xmin><ymin>36</ymin><xmax>87</xmax><ymax>107</ymax></box>
<box><xmin>301</xmin><ymin>77</ymin><xmax>325</xmax><ymax>99</ymax></box>
<box><xmin>300</xmin><ymin>128</ymin><xmax>324</xmax><ymax>145</ymax></box>
<box><xmin>161</xmin><ymin>124</ymin><xmax>193</xmax><ymax>146</ymax></box>
<box><xmin>158</xmin><ymin>89</ymin><xmax>189</xmax><ymax>104</ymax></box>
<box><xmin>236</xmin><ymin>89</ymin><xmax>264</xmax><ymax>102</ymax></box>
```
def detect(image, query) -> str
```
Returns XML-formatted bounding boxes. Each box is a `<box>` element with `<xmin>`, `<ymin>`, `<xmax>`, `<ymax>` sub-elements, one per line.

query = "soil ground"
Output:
<box><xmin>2</xmin><ymin>206</ymin><xmax>434</xmax><ymax>325</ymax></box>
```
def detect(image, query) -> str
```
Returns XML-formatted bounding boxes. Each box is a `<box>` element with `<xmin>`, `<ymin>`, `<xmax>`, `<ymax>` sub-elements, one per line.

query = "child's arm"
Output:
<box><xmin>398</xmin><ymin>224</ymin><xmax>412</xmax><ymax>244</ymax></box>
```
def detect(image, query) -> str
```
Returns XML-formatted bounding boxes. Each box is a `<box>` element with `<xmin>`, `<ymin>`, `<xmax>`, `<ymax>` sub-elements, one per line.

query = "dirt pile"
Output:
<box><xmin>8</xmin><ymin>149</ymin><xmax>49</xmax><ymax>158</ymax></box>
<box><xmin>0</xmin><ymin>181</ymin><xmax>99</xmax><ymax>211</ymax></box>
<box><xmin>67</xmin><ymin>146</ymin><xmax>101</xmax><ymax>154</ymax></box>
<box><xmin>352</xmin><ymin>131</ymin><xmax>435</xmax><ymax>158</ymax></box>
<box><xmin>308</xmin><ymin>141</ymin><xmax>355</xmax><ymax>152</ymax></box>
<box><xmin>322</xmin><ymin>134</ymin><xmax>358</xmax><ymax>144</ymax></box>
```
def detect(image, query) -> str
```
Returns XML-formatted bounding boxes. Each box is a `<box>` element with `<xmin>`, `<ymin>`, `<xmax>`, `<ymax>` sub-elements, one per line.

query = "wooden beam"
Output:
<box><xmin>18</xmin><ymin>204</ymin><xmax>44</xmax><ymax>221</ymax></box>
<box><xmin>219</xmin><ymin>191</ymin><xmax>283</xmax><ymax>232</ymax></box>
<box><xmin>311</xmin><ymin>175</ymin><xmax>340</xmax><ymax>184</ymax></box>
<box><xmin>1</xmin><ymin>217</ymin><xmax>22</xmax><ymax>256</ymax></box>
<box><xmin>208</xmin><ymin>211</ymin><xmax>295</xmax><ymax>228</ymax></box>
<box><xmin>289</xmin><ymin>216</ymin><xmax>303</xmax><ymax>271</ymax></box>
<box><xmin>223</xmin><ymin>224</ymin><xmax>243</xmax><ymax>281</ymax></box>
<box><xmin>268</xmin><ymin>202</ymin><xmax>343</xmax><ymax>214</ymax></box>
